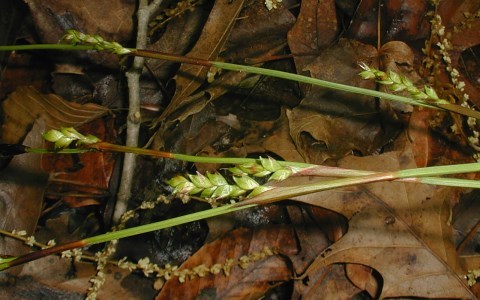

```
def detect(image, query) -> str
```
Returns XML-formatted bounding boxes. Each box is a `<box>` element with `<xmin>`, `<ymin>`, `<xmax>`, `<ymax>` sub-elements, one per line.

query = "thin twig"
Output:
<box><xmin>114</xmin><ymin>0</ymin><xmax>164</xmax><ymax>223</ymax></box>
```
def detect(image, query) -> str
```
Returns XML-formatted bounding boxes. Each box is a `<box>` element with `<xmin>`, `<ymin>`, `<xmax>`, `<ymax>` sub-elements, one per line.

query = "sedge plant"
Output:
<box><xmin>2</xmin><ymin>126</ymin><xmax>480</xmax><ymax>270</ymax></box>
<box><xmin>0</xmin><ymin>29</ymin><xmax>479</xmax><ymax>119</ymax></box>
<box><xmin>1</xmin><ymin>30</ymin><xmax>480</xmax><ymax>271</ymax></box>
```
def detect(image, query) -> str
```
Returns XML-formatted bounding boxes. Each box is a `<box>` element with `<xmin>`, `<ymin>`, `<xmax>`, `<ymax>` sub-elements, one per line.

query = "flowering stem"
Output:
<box><xmin>295</xmin><ymin>164</ymin><xmax>480</xmax><ymax>188</ymax></box>
<box><xmin>6</xmin><ymin>141</ymin><xmax>479</xmax><ymax>191</ymax></box>
<box><xmin>3</xmin><ymin>159</ymin><xmax>479</xmax><ymax>270</ymax></box>
<box><xmin>1</xmin><ymin>35</ymin><xmax>480</xmax><ymax>119</ymax></box>
<box><xmin>0</xmin><ymin>44</ymin><xmax>97</xmax><ymax>51</ymax></box>
<box><xmin>0</xmin><ymin>203</ymin><xmax>256</xmax><ymax>271</ymax></box>
<box><xmin>236</xmin><ymin>162</ymin><xmax>480</xmax><ymax>206</ymax></box>
<box><xmin>130</xmin><ymin>49</ymin><xmax>454</xmax><ymax>112</ymax></box>
<box><xmin>9</xmin><ymin>141</ymin><xmax>310</xmax><ymax>168</ymax></box>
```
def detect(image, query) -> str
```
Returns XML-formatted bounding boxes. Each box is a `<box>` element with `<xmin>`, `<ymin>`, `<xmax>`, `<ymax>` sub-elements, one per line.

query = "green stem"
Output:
<box><xmin>130</xmin><ymin>49</ymin><xmax>480</xmax><ymax>119</ymax></box>
<box><xmin>418</xmin><ymin>177</ymin><xmax>480</xmax><ymax>188</ymax></box>
<box><xmin>29</xmin><ymin>141</ymin><xmax>312</xmax><ymax>168</ymax></box>
<box><xmin>24</xmin><ymin>142</ymin><xmax>480</xmax><ymax>188</ymax></box>
<box><xmin>131</xmin><ymin>50</ymin><xmax>436</xmax><ymax>109</ymax></box>
<box><xmin>0</xmin><ymin>44</ymin><xmax>96</xmax><ymax>51</ymax></box>
<box><xmin>397</xmin><ymin>162</ymin><xmax>480</xmax><ymax>177</ymax></box>
<box><xmin>237</xmin><ymin>163</ymin><xmax>480</xmax><ymax>206</ymax></box>
<box><xmin>26</xmin><ymin>147</ymin><xmax>93</xmax><ymax>154</ymax></box>
<box><xmin>213</xmin><ymin>62</ymin><xmax>437</xmax><ymax>109</ymax></box>
<box><xmin>2</xmin><ymin>155</ymin><xmax>479</xmax><ymax>270</ymax></box>
<box><xmin>84</xmin><ymin>203</ymin><xmax>255</xmax><ymax>244</ymax></box>
<box><xmin>1</xmin><ymin>43</ymin><xmax>479</xmax><ymax>118</ymax></box>
<box><xmin>0</xmin><ymin>203</ymin><xmax>257</xmax><ymax>271</ymax></box>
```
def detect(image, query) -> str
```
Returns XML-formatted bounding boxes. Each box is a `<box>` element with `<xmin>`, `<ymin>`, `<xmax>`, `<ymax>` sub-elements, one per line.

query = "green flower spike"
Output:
<box><xmin>43</xmin><ymin>127</ymin><xmax>100</xmax><ymax>149</ymax></box>
<box><xmin>259</xmin><ymin>156</ymin><xmax>282</xmax><ymax>172</ymax></box>
<box><xmin>269</xmin><ymin>169</ymin><xmax>293</xmax><ymax>181</ymax></box>
<box><xmin>233</xmin><ymin>176</ymin><xmax>260</xmax><ymax>190</ymax></box>
<box><xmin>167</xmin><ymin>171</ymin><xmax>268</xmax><ymax>201</ymax></box>
<box><xmin>229</xmin><ymin>157</ymin><xmax>298</xmax><ymax>182</ymax></box>
<box><xmin>358</xmin><ymin>63</ymin><xmax>449</xmax><ymax>105</ymax></box>
<box><xmin>63</xmin><ymin>29</ymin><xmax>132</xmax><ymax>55</ymax></box>
<box><xmin>167</xmin><ymin>175</ymin><xmax>197</xmax><ymax>194</ymax></box>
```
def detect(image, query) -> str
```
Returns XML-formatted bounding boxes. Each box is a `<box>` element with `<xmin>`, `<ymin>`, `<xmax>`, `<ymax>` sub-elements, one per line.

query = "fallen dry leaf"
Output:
<box><xmin>42</xmin><ymin>118</ymin><xmax>116</xmax><ymax>208</ymax></box>
<box><xmin>244</xmin><ymin>150</ymin><xmax>470</xmax><ymax>297</ymax></box>
<box><xmin>345</xmin><ymin>263</ymin><xmax>380</xmax><ymax>297</ymax></box>
<box><xmin>0</xmin><ymin>120</ymin><xmax>48</xmax><ymax>274</ymax></box>
<box><xmin>0</xmin><ymin>255</ymin><xmax>153</xmax><ymax>299</ymax></box>
<box><xmin>305</xmin><ymin>203</ymin><xmax>473</xmax><ymax>298</ymax></box>
<box><xmin>1</xmin><ymin>86</ymin><xmax>109</xmax><ymax>145</ymax></box>
<box><xmin>346</xmin><ymin>0</ymin><xmax>429</xmax><ymax>43</ymax></box>
<box><xmin>287</xmin><ymin>0</ymin><xmax>338</xmax><ymax>79</ymax></box>
<box><xmin>25</xmin><ymin>0</ymin><xmax>135</xmax><ymax>68</ymax></box>
<box><xmin>439</xmin><ymin>0</ymin><xmax>480</xmax><ymax>51</ymax></box>
<box><xmin>157</xmin><ymin>226</ymin><xmax>297</xmax><ymax>299</ymax></box>
<box><xmin>147</xmin><ymin>7</ymin><xmax>207</xmax><ymax>82</ymax></box>
<box><xmin>262</xmin><ymin>108</ymin><xmax>305</xmax><ymax>162</ymax></box>
<box><xmin>293</xmin><ymin>264</ymin><xmax>363</xmax><ymax>299</ymax></box>
<box><xmin>157</xmin><ymin>0</ymin><xmax>245</xmax><ymax>123</ymax></box>
<box><xmin>0</xmin><ymin>86</ymin><xmax>113</xmax><ymax>208</ymax></box>
<box><xmin>287</xmin><ymin>39</ymin><xmax>391</xmax><ymax>164</ymax></box>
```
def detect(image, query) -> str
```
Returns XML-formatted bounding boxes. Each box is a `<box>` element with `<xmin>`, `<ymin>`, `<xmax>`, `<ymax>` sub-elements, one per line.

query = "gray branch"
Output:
<box><xmin>113</xmin><ymin>0</ymin><xmax>164</xmax><ymax>223</ymax></box>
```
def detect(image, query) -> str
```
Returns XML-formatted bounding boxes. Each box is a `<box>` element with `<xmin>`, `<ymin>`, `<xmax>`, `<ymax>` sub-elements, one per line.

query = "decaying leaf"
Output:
<box><xmin>41</xmin><ymin>118</ymin><xmax>116</xmax><ymax>207</ymax></box>
<box><xmin>345</xmin><ymin>263</ymin><xmax>380</xmax><ymax>297</ymax></box>
<box><xmin>1</xmin><ymin>86</ymin><xmax>114</xmax><ymax>205</ymax></box>
<box><xmin>25</xmin><ymin>0</ymin><xmax>135</xmax><ymax>67</ymax></box>
<box><xmin>293</xmin><ymin>264</ymin><xmax>364</xmax><ymax>299</ymax></box>
<box><xmin>306</xmin><ymin>203</ymin><xmax>473</xmax><ymax>298</ymax></box>
<box><xmin>287</xmin><ymin>0</ymin><xmax>338</xmax><ymax>78</ymax></box>
<box><xmin>262</xmin><ymin>108</ymin><xmax>304</xmax><ymax>162</ymax></box>
<box><xmin>287</xmin><ymin>39</ymin><xmax>392</xmax><ymax>164</ymax></box>
<box><xmin>0</xmin><ymin>256</ymin><xmax>151</xmax><ymax>299</ymax></box>
<box><xmin>346</xmin><ymin>0</ymin><xmax>429</xmax><ymax>43</ymax></box>
<box><xmin>0</xmin><ymin>120</ymin><xmax>48</xmax><ymax>273</ymax></box>
<box><xmin>1</xmin><ymin>86</ymin><xmax>109</xmax><ymax>144</ymax></box>
<box><xmin>157</xmin><ymin>0</ymin><xmax>245</xmax><ymax>123</ymax></box>
<box><xmin>439</xmin><ymin>0</ymin><xmax>480</xmax><ymax>51</ymax></box>
<box><xmin>157</xmin><ymin>226</ymin><xmax>297</xmax><ymax>299</ymax></box>
<box><xmin>242</xmin><ymin>149</ymin><xmax>471</xmax><ymax>297</ymax></box>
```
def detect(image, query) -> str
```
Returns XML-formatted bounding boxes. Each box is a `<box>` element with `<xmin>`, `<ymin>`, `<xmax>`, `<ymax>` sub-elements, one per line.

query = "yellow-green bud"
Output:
<box><xmin>233</xmin><ymin>176</ymin><xmax>259</xmax><ymax>190</ymax></box>
<box><xmin>260</xmin><ymin>156</ymin><xmax>282</xmax><ymax>172</ymax></box>
<box><xmin>206</xmin><ymin>172</ymin><xmax>228</xmax><ymax>186</ymax></box>
<box><xmin>43</xmin><ymin>129</ymin><xmax>64</xmax><ymax>143</ymax></box>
